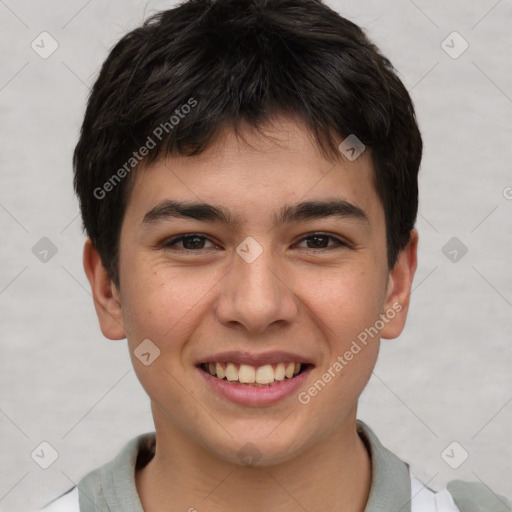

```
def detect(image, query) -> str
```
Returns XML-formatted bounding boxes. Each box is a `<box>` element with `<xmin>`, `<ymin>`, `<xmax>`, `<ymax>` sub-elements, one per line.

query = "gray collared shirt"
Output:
<box><xmin>76</xmin><ymin>420</ymin><xmax>413</xmax><ymax>511</ymax></box>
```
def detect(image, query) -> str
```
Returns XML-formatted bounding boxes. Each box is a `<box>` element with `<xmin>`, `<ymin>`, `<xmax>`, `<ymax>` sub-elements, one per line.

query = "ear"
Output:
<box><xmin>83</xmin><ymin>238</ymin><xmax>126</xmax><ymax>340</ymax></box>
<box><xmin>380</xmin><ymin>229</ymin><xmax>418</xmax><ymax>340</ymax></box>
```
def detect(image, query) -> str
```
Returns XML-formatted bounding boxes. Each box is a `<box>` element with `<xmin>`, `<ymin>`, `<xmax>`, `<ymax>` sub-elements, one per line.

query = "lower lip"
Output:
<box><xmin>197</xmin><ymin>365</ymin><xmax>313</xmax><ymax>406</ymax></box>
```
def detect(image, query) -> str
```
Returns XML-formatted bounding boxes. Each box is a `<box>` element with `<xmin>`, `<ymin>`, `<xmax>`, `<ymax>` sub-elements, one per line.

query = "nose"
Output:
<box><xmin>214</xmin><ymin>242</ymin><xmax>298</xmax><ymax>335</ymax></box>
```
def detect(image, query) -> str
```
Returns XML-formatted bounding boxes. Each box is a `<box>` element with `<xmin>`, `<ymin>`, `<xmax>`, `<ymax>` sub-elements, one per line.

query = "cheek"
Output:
<box><xmin>120</xmin><ymin>262</ymin><xmax>217</xmax><ymax>349</ymax></box>
<box><xmin>303</xmin><ymin>265</ymin><xmax>386</xmax><ymax>342</ymax></box>
<box><xmin>297</xmin><ymin>272</ymin><xmax>382</xmax><ymax>419</ymax></box>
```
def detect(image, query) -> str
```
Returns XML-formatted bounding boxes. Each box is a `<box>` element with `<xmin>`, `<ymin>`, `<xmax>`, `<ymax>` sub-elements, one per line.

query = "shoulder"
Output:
<box><xmin>37</xmin><ymin>432</ymin><xmax>155</xmax><ymax>511</ymax></box>
<box><xmin>38</xmin><ymin>486</ymin><xmax>79</xmax><ymax>512</ymax></box>
<box><xmin>447</xmin><ymin>479</ymin><xmax>512</xmax><ymax>512</ymax></box>
<box><xmin>410</xmin><ymin>473</ymin><xmax>512</xmax><ymax>512</ymax></box>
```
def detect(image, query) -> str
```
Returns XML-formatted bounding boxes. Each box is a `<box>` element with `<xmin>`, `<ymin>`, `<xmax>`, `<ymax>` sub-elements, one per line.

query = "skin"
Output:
<box><xmin>84</xmin><ymin>116</ymin><xmax>418</xmax><ymax>512</ymax></box>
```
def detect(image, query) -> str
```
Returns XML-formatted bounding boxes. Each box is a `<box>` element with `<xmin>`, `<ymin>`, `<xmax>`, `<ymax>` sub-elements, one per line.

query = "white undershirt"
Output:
<box><xmin>410</xmin><ymin>473</ymin><xmax>461</xmax><ymax>511</ymax></box>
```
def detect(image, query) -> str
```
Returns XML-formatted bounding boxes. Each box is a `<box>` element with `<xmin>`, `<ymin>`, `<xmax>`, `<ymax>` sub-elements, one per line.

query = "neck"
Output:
<box><xmin>136</xmin><ymin>407</ymin><xmax>372</xmax><ymax>512</ymax></box>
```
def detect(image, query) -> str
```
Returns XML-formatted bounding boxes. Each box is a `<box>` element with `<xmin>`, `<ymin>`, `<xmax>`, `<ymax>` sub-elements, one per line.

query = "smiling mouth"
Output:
<box><xmin>199</xmin><ymin>362</ymin><xmax>312</xmax><ymax>386</ymax></box>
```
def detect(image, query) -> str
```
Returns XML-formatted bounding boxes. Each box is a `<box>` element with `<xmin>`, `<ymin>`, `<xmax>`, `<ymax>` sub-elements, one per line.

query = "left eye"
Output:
<box><xmin>162</xmin><ymin>233</ymin><xmax>347</xmax><ymax>251</ymax></box>
<box><xmin>296</xmin><ymin>233</ymin><xmax>348</xmax><ymax>250</ymax></box>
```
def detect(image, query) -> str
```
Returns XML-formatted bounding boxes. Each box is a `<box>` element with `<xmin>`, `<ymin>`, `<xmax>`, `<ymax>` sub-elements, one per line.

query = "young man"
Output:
<box><xmin>40</xmin><ymin>0</ymin><xmax>510</xmax><ymax>510</ymax></box>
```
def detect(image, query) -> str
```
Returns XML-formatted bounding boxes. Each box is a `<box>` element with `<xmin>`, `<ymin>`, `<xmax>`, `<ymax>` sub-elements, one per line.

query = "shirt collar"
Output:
<box><xmin>77</xmin><ymin>420</ymin><xmax>411</xmax><ymax>512</ymax></box>
<box><xmin>357</xmin><ymin>420</ymin><xmax>412</xmax><ymax>511</ymax></box>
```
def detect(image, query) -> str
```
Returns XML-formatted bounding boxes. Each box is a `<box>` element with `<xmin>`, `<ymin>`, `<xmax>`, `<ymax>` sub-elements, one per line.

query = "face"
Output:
<box><xmin>85</xmin><ymin>116</ymin><xmax>417</xmax><ymax>466</ymax></box>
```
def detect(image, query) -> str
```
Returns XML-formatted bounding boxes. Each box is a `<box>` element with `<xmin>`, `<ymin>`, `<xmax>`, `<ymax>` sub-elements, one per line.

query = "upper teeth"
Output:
<box><xmin>204</xmin><ymin>362</ymin><xmax>302</xmax><ymax>385</ymax></box>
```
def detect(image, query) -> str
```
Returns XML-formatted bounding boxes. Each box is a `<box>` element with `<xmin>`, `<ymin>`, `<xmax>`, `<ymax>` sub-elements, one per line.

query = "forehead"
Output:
<box><xmin>123</xmin><ymin>117</ymin><xmax>384</xmax><ymax>230</ymax></box>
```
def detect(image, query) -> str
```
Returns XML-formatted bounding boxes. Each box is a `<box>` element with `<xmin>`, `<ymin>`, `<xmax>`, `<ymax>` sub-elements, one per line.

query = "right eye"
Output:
<box><xmin>161</xmin><ymin>234</ymin><xmax>219</xmax><ymax>252</ymax></box>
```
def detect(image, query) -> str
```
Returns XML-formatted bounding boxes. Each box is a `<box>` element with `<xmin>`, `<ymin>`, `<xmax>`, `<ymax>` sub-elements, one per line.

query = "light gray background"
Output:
<box><xmin>1</xmin><ymin>1</ymin><xmax>511</xmax><ymax>511</ymax></box>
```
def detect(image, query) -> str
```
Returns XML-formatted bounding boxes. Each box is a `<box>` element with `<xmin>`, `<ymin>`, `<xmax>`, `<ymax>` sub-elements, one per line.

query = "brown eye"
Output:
<box><xmin>162</xmin><ymin>234</ymin><xmax>216</xmax><ymax>251</ymax></box>
<box><xmin>296</xmin><ymin>233</ymin><xmax>349</xmax><ymax>250</ymax></box>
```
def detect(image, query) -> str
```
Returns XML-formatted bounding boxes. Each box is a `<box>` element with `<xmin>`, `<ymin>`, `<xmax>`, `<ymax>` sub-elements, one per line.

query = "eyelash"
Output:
<box><xmin>161</xmin><ymin>232</ymin><xmax>351</xmax><ymax>252</ymax></box>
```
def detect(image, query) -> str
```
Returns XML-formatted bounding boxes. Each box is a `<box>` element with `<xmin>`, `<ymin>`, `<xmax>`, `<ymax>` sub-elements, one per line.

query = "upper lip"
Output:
<box><xmin>196</xmin><ymin>350</ymin><xmax>315</xmax><ymax>367</ymax></box>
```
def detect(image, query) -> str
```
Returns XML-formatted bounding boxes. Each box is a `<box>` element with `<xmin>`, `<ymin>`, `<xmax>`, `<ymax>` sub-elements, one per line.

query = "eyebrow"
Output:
<box><xmin>141</xmin><ymin>198</ymin><xmax>370</xmax><ymax>229</ymax></box>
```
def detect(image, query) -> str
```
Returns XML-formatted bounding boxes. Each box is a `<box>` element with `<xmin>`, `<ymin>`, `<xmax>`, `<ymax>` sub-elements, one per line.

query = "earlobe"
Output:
<box><xmin>83</xmin><ymin>238</ymin><xmax>126</xmax><ymax>340</ymax></box>
<box><xmin>380</xmin><ymin>229</ymin><xmax>418</xmax><ymax>340</ymax></box>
